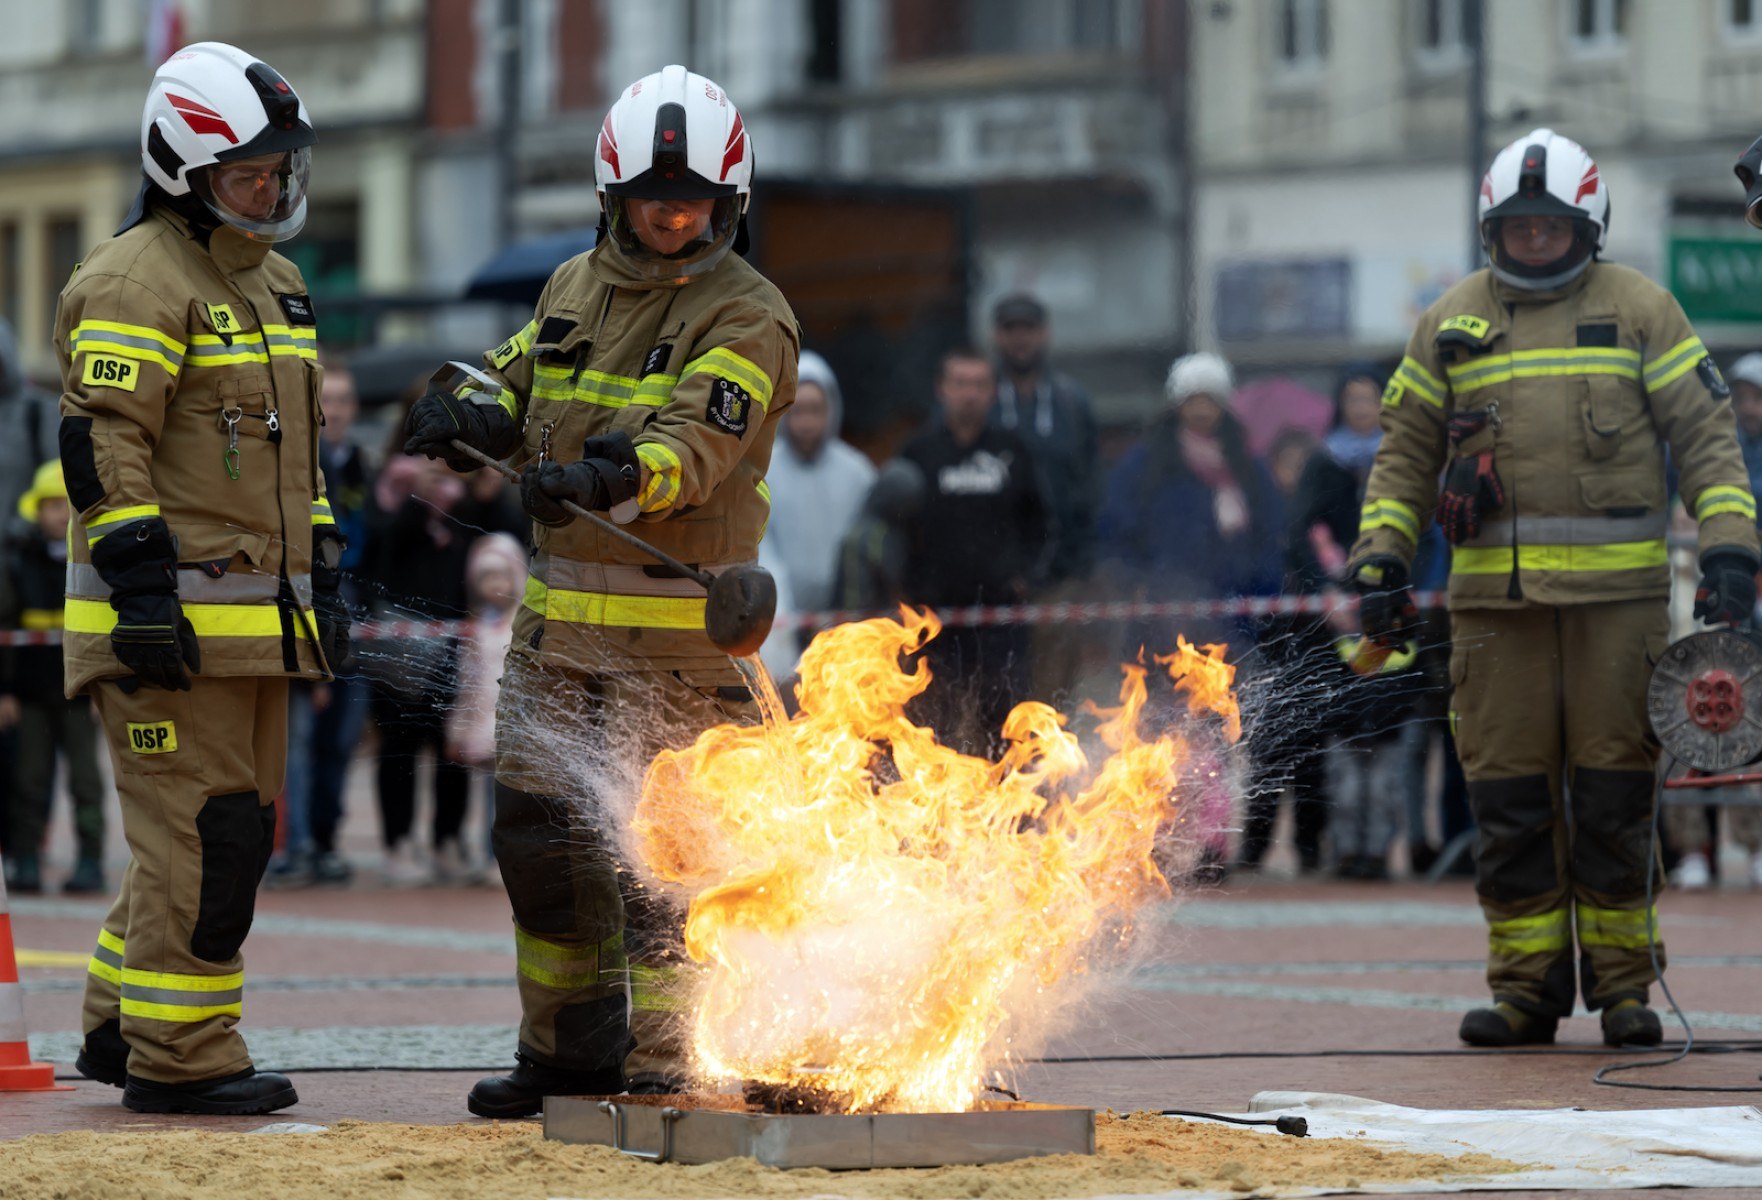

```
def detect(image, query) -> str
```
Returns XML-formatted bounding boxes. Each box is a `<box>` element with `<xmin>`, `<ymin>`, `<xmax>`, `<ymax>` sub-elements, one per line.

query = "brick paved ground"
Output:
<box><xmin>5</xmin><ymin>754</ymin><xmax>1761</xmax><ymax>1198</ymax></box>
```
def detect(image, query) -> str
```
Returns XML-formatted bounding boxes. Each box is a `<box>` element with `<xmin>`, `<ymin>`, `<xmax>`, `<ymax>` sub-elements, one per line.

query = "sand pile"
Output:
<box><xmin>0</xmin><ymin>1112</ymin><xmax>1519</xmax><ymax>1199</ymax></box>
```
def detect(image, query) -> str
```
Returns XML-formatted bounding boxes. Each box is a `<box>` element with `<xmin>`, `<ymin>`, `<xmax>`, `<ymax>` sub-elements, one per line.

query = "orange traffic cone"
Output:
<box><xmin>0</xmin><ymin>871</ymin><xmax>61</xmax><ymax>1090</ymax></box>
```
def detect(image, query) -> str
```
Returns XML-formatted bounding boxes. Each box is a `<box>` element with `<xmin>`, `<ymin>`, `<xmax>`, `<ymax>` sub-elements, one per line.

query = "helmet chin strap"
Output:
<box><xmin>1488</xmin><ymin>254</ymin><xmax>1592</xmax><ymax>292</ymax></box>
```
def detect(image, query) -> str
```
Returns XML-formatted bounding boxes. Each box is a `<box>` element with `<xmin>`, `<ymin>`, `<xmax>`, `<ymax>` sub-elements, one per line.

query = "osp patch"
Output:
<box><xmin>706</xmin><ymin>377</ymin><xmax>751</xmax><ymax>436</ymax></box>
<box><xmin>1698</xmin><ymin>356</ymin><xmax>1732</xmax><ymax>400</ymax></box>
<box><xmin>126</xmin><ymin>720</ymin><xmax>178</xmax><ymax>754</ymax></box>
<box><xmin>82</xmin><ymin>354</ymin><xmax>141</xmax><ymax>392</ymax></box>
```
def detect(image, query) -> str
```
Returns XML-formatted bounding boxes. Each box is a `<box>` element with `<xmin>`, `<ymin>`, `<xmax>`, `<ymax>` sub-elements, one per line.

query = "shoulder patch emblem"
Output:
<box><xmin>204</xmin><ymin>303</ymin><xmax>239</xmax><ymax>335</ymax></box>
<box><xmin>1438</xmin><ymin>314</ymin><xmax>1490</xmax><ymax>340</ymax></box>
<box><xmin>81</xmin><ymin>354</ymin><xmax>140</xmax><ymax>392</ymax></box>
<box><xmin>706</xmin><ymin>377</ymin><xmax>751</xmax><ymax>436</ymax></box>
<box><xmin>1381</xmin><ymin>378</ymin><xmax>1405</xmax><ymax>408</ymax></box>
<box><xmin>277</xmin><ymin>293</ymin><xmax>316</xmax><ymax>325</ymax></box>
<box><xmin>1698</xmin><ymin>356</ymin><xmax>1732</xmax><ymax>400</ymax></box>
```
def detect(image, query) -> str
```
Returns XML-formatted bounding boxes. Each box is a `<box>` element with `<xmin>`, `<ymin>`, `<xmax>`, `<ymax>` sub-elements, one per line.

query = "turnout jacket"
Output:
<box><xmin>55</xmin><ymin>206</ymin><xmax>335</xmax><ymax>695</ymax></box>
<box><xmin>1353</xmin><ymin>262</ymin><xmax>1758</xmax><ymax>607</ymax></box>
<box><xmin>473</xmin><ymin>242</ymin><xmax>798</xmax><ymax>673</ymax></box>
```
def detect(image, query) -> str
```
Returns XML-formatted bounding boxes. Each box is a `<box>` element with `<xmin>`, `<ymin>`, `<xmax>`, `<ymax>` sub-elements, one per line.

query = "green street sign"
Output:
<box><xmin>1669</xmin><ymin>236</ymin><xmax>1762</xmax><ymax>324</ymax></box>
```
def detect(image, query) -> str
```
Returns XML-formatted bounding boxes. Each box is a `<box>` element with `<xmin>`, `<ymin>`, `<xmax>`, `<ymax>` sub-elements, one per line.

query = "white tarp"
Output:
<box><xmin>1105</xmin><ymin>1091</ymin><xmax>1762</xmax><ymax>1198</ymax></box>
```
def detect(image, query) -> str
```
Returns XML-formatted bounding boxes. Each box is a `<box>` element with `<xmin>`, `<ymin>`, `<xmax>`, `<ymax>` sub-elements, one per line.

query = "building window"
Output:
<box><xmin>45</xmin><ymin>215</ymin><xmax>83</xmax><ymax>339</ymax></box>
<box><xmin>1413</xmin><ymin>0</ymin><xmax>1471</xmax><ymax>69</ymax></box>
<box><xmin>1725</xmin><ymin>0</ymin><xmax>1762</xmax><ymax>39</ymax></box>
<box><xmin>891</xmin><ymin>0</ymin><xmax>1142</xmax><ymax>61</ymax></box>
<box><xmin>1565</xmin><ymin>0</ymin><xmax>1628</xmax><ymax>55</ymax></box>
<box><xmin>1273</xmin><ymin>0</ymin><xmax>1328</xmax><ymax>77</ymax></box>
<box><xmin>0</xmin><ymin>221</ymin><xmax>18</xmax><ymax>326</ymax></box>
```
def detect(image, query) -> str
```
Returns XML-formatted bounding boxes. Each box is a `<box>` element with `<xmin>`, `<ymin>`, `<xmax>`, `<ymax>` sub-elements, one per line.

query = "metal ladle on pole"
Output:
<box><xmin>431</xmin><ymin>365</ymin><xmax>777</xmax><ymax>658</ymax></box>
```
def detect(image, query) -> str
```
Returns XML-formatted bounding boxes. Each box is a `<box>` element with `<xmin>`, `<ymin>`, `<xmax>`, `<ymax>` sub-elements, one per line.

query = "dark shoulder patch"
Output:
<box><xmin>1576</xmin><ymin>322</ymin><xmax>1618</xmax><ymax>348</ymax></box>
<box><xmin>536</xmin><ymin>316</ymin><xmax>578</xmax><ymax>346</ymax></box>
<box><xmin>642</xmin><ymin>344</ymin><xmax>672</xmax><ymax>377</ymax></box>
<box><xmin>277</xmin><ymin>293</ymin><xmax>316</xmax><ymax>325</ymax></box>
<box><xmin>1698</xmin><ymin>356</ymin><xmax>1732</xmax><ymax>400</ymax></box>
<box><xmin>706</xmin><ymin>377</ymin><xmax>751</xmax><ymax>437</ymax></box>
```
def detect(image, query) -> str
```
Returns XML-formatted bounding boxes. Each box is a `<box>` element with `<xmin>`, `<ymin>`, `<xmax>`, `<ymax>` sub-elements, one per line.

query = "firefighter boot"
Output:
<box><xmin>1601</xmin><ymin>999</ymin><xmax>1663</xmax><ymax>1047</ymax></box>
<box><xmin>467</xmin><ymin>1055</ymin><xmax>624</xmax><ymax>1118</ymax></box>
<box><xmin>75</xmin><ymin>1018</ymin><xmax>129</xmax><ymax>1087</ymax></box>
<box><xmin>1459</xmin><ymin>1003</ymin><xmax>1559</xmax><ymax>1046</ymax></box>
<box><xmin>123</xmin><ymin>1068</ymin><xmax>298</xmax><ymax>1115</ymax></box>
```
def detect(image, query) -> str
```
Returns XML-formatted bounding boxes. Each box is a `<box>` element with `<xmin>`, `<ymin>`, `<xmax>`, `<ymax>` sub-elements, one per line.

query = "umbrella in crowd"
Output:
<box><xmin>463</xmin><ymin>227</ymin><xmax>599</xmax><ymax>306</ymax></box>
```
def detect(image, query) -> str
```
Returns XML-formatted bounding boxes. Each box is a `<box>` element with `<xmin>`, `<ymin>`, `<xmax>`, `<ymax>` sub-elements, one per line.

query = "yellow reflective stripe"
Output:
<box><xmin>64</xmin><ymin>598</ymin><xmax>306</xmax><ymax>638</ymax></box>
<box><xmin>85</xmin><ymin>504</ymin><xmax>162</xmax><ymax>546</ymax></box>
<box><xmin>1359</xmin><ymin>498</ymin><xmax>1420</xmax><ymax>543</ymax></box>
<box><xmin>21</xmin><ymin>609</ymin><xmax>64</xmax><ymax>630</ymax></box>
<box><xmin>1696</xmin><ymin>485</ymin><xmax>1757</xmax><ymax>522</ymax></box>
<box><xmin>122</xmin><ymin>998</ymin><xmax>243</xmax><ymax>1021</ymax></box>
<box><xmin>630</xmin><ymin>964</ymin><xmax>687</xmax><ymax>1013</ymax></box>
<box><xmin>121</xmin><ymin>967</ymin><xmax>244</xmax><ymax>992</ymax></box>
<box><xmin>756</xmin><ymin>478</ymin><xmax>771</xmax><ymax>540</ymax></box>
<box><xmin>514</xmin><ymin>928</ymin><xmax>626</xmax><ymax>990</ymax></box>
<box><xmin>530</xmin><ymin>364</ymin><xmax>673</xmax><ymax>409</ymax></box>
<box><xmin>1447</xmin><ymin>347</ymin><xmax>1642</xmax><ymax>394</ymax></box>
<box><xmin>488</xmin><ymin>320</ymin><xmax>538</xmax><ymax>370</ymax></box>
<box><xmin>633</xmin><ymin>373</ymin><xmax>680</xmax><ymax>405</ymax></box>
<box><xmin>72</xmin><ymin>339</ymin><xmax>182</xmax><ymax>374</ymax></box>
<box><xmin>98</xmin><ymin>929</ymin><xmax>124</xmax><ymax>954</ymax></box>
<box><xmin>1488</xmin><ymin>909</ymin><xmax>1570</xmax><ymax>956</ymax></box>
<box><xmin>118</xmin><ymin>966</ymin><xmax>245</xmax><ymax>1023</ymax></box>
<box><xmin>1393</xmin><ymin>356</ymin><xmax>1444</xmax><ymax>408</ymax></box>
<box><xmin>1643</xmin><ymin>336</ymin><xmax>1705</xmax><ymax>392</ymax></box>
<box><xmin>71</xmin><ymin>319</ymin><xmax>186</xmax><ymax>356</ymax></box>
<box><xmin>635</xmin><ymin>443</ymin><xmax>682</xmax><ymax>513</ymax></box>
<box><xmin>521</xmin><ymin>573</ymin><xmax>548</xmax><ymax>616</ymax></box>
<box><xmin>1453</xmin><ymin>539</ymin><xmax>1668</xmax><ymax>574</ymax></box>
<box><xmin>1576</xmin><ymin>905</ymin><xmax>1658</xmax><ymax>950</ymax></box>
<box><xmin>311</xmin><ymin>498</ymin><xmax>335</xmax><ymax>527</ymax></box>
<box><xmin>683</xmin><ymin>347</ymin><xmax>773</xmax><ymax>410</ymax></box>
<box><xmin>87</xmin><ymin>929</ymin><xmax>125</xmax><ymax>986</ymax></box>
<box><xmin>542</xmin><ymin>587</ymin><xmax>706</xmax><ymax>630</ymax></box>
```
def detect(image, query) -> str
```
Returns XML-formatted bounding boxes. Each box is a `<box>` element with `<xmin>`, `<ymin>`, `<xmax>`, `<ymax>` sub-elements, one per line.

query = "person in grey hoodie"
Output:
<box><xmin>762</xmin><ymin>349</ymin><xmax>876</xmax><ymax>623</ymax></box>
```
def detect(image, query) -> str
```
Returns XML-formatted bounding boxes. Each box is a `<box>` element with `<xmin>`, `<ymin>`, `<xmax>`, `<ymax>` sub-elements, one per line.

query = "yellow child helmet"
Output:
<box><xmin>17</xmin><ymin>460</ymin><xmax>67</xmax><ymax>521</ymax></box>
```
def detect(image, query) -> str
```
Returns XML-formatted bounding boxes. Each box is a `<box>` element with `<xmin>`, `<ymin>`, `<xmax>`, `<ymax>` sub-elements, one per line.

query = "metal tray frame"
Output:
<box><xmin>543</xmin><ymin>1094</ymin><xmax>1096</xmax><ymax>1169</ymax></box>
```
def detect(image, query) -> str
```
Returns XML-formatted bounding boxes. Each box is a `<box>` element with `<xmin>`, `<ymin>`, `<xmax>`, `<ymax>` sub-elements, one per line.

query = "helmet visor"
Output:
<box><xmin>191</xmin><ymin>147</ymin><xmax>310</xmax><ymax>244</ymax></box>
<box><xmin>604</xmin><ymin>193</ymin><xmax>742</xmax><ymax>280</ymax></box>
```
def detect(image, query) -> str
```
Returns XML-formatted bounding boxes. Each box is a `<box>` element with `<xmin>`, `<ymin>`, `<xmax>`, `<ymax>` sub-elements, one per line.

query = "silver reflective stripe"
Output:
<box><xmin>66</xmin><ymin>563</ymin><xmax>306</xmax><ymax>604</ymax></box>
<box><xmin>71</xmin><ymin>329</ymin><xmax>186</xmax><ymax>370</ymax></box>
<box><xmin>92</xmin><ymin>941</ymin><xmax>123</xmax><ymax>972</ymax></box>
<box><xmin>1462</xmin><ymin>513</ymin><xmax>1666</xmax><ymax>549</ymax></box>
<box><xmin>120</xmin><ymin>982</ymin><xmax>245</xmax><ymax>1008</ymax></box>
<box><xmin>534</xmin><ymin>553</ymin><xmax>748</xmax><ymax>599</ymax></box>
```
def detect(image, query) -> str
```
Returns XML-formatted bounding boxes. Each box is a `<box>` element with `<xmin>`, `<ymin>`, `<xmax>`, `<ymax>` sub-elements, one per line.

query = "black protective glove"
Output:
<box><xmin>518</xmin><ymin>432</ymin><xmax>641</xmax><ymax>527</ymax></box>
<box><xmin>402</xmin><ymin>388</ymin><xmax>520</xmax><ymax>471</ymax></box>
<box><xmin>1350</xmin><ymin>554</ymin><xmax>1420</xmax><ymax>648</ymax></box>
<box><xmin>111</xmin><ymin>590</ymin><xmax>201</xmax><ymax>691</ymax></box>
<box><xmin>89</xmin><ymin>515</ymin><xmax>198</xmax><ymax>690</ymax></box>
<box><xmin>1693</xmin><ymin>550</ymin><xmax>1760</xmax><ymax>628</ymax></box>
<box><xmin>1437</xmin><ymin>410</ymin><xmax>1505</xmax><ymax>545</ymax></box>
<box><xmin>312</xmin><ymin>529</ymin><xmax>354</xmax><ymax>673</ymax></box>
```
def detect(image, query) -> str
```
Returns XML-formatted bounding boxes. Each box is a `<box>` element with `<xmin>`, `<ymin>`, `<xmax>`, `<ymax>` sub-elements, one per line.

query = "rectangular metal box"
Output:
<box><xmin>543</xmin><ymin>1094</ymin><xmax>1096</xmax><ymax>1169</ymax></box>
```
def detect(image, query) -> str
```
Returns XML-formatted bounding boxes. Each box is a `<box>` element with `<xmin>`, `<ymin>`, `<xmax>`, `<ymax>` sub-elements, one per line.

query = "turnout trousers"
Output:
<box><xmin>81</xmin><ymin>676</ymin><xmax>288</xmax><ymax>1083</ymax></box>
<box><xmin>491</xmin><ymin>648</ymin><xmax>756</xmax><ymax>1084</ymax></box>
<box><xmin>1449</xmin><ymin>600</ymin><xmax>1669</xmax><ymax>1018</ymax></box>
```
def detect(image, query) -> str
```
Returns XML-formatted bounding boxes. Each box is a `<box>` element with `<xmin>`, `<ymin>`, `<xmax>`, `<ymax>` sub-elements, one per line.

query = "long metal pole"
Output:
<box><xmin>1466</xmin><ymin>0</ymin><xmax>1488</xmax><ymax>274</ymax></box>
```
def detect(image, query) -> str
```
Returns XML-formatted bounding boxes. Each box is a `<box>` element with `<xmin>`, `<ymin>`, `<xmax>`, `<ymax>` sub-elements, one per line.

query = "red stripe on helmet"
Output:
<box><xmin>168</xmin><ymin>92</ymin><xmax>237</xmax><ymax>144</ymax></box>
<box><xmin>598</xmin><ymin>113</ymin><xmax>620</xmax><ymax>177</ymax></box>
<box><xmin>1574</xmin><ymin>163</ymin><xmax>1600</xmax><ymax>205</ymax></box>
<box><xmin>719</xmin><ymin>112</ymin><xmax>746</xmax><ymax>181</ymax></box>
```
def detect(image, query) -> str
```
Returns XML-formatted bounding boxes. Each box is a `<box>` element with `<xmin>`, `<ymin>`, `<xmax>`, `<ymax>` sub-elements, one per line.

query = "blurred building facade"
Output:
<box><xmin>1192</xmin><ymin>0</ymin><xmax>1762</xmax><ymax>374</ymax></box>
<box><xmin>0</xmin><ymin>0</ymin><xmax>1190</xmax><ymax>422</ymax></box>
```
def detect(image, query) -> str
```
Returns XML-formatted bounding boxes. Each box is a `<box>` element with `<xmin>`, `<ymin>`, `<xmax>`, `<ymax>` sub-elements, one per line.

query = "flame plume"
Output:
<box><xmin>631</xmin><ymin>610</ymin><xmax>1239</xmax><ymax>1114</ymax></box>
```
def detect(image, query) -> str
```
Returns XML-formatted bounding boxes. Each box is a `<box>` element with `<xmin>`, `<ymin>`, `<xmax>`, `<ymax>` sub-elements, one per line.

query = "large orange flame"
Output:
<box><xmin>631</xmin><ymin>610</ymin><xmax>1239</xmax><ymax>1114</ymax></box>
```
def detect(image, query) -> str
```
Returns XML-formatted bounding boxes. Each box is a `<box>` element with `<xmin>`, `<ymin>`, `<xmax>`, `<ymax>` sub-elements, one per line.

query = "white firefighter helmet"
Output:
<box><xmin>140</xmin><ymin>42</ymin><xmax>316</xmax><ymax>243</ymax></box>
<box><xmin>1477</xmin><ymin>127</ymin><xmax>1608</xmax><ymax>291</ymax></box>
<box><xmin>594</xmin><ymin>64</ymin><xmax>752</xmax><ymax>279</ymax></box>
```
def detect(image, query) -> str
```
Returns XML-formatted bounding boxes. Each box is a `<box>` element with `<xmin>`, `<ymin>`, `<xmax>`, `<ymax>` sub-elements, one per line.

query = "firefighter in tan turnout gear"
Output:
<box><xmin>404</xmin><ymin>65</ymin><xmax>797</xmax><ymax>1116</ymax></box>
<box><xmin>60</xmin><ymin>43</ymin><xmax>349</xmax><ymax>1114</ymax></box>
<box><xmin>1348</xmin><ymin>129</ymin><xmax>1759</xmax><ymax>1049</ymax></box>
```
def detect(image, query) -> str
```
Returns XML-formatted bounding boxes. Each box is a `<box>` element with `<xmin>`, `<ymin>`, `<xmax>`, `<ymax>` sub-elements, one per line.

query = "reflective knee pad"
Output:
<box><xmin>192</xmin><ymin>791</ymin><xmax>272</xmax><ymax>962</ymax></box>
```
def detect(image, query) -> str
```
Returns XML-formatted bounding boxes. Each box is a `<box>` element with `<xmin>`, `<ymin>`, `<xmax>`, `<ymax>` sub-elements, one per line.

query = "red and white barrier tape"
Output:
<box><xmin>0</xmin><ymin>591</ymin><xmax>1450</xmax><ymax>647</ymax></box>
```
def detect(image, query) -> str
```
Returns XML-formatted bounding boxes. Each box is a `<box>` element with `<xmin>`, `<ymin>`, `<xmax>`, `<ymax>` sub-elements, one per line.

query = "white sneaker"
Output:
<box><xmin>1748</xmin><ymin>851</ymin><xmax>1762</xmax><ymax>890</ymax></box>
<box><xmin>379</xmin><ymin>840</ymin><xmax>428</xmax><ymax>888</ymax></box>
<box><xmin>1673</xmin><ymin>850</ymin><xmax>1712</xmax><ymax>892</ymax></box>
<box><xmin>430</xmin><ymin>839</ymin><xmax>468</xmax><ymax>886</ymax></box>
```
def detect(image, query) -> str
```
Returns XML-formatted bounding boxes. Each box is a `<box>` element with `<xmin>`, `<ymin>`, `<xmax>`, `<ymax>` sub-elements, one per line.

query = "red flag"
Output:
<box><xmin>145</xmin><ymin>0</ymin><xmax>185</xmax><ymax>69</ymax></box>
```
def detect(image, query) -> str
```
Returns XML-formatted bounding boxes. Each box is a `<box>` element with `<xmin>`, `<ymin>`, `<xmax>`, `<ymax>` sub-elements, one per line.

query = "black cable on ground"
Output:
<box><xmin>1159</xmin><ymin>1109</ymin><xmax>1308</xmax><ymax>1136</ymax></box>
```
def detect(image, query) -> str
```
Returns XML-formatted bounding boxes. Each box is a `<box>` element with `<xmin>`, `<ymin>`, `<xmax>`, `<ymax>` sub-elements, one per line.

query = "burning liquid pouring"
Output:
<box><xmin>631</xmin><ymin>609</ymin><xmax>1240</xmax><ymax>1116</ymax></box>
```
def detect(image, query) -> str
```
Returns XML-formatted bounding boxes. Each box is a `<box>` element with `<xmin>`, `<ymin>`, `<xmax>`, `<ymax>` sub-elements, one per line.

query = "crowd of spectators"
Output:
<box><xmin>4</xmin><ymin>300</ymin><xmax>1762</xmax><ymax>893</ymax></box>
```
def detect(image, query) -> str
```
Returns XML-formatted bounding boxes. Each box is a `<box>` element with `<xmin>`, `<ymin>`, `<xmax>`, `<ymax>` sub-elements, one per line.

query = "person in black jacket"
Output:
<box><xmin>0</xmin><ymin>462</ymin><xmax>106</xmax><ymax>895</ymax></box>
<box><xmin>899</xmin><ymin>347</ymin><xmax>1051</xmax><ymax>754</ymax></box>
